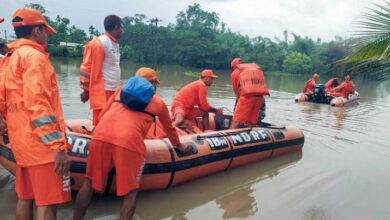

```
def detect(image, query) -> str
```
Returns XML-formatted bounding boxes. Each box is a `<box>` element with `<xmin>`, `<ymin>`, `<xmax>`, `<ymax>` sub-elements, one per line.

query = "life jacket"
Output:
<box><xmin>237</xmin><ymin>63</ymin><xmax>270</xmax><ymax>96</ymax></box>
<box><xmin>325</xmin><ymin>78</ymin><xmax>339</xmax><ymax>89</ymax></box>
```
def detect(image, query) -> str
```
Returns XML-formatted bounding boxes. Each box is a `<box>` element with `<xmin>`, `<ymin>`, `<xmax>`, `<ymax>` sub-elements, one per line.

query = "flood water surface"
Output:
<box><xmin>1</xmin><ymin>58</ymin><xmax>390</xmax><ymax>220</ymax></box>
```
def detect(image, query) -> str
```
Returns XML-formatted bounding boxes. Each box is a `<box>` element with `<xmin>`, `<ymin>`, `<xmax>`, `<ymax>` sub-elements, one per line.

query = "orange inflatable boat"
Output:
<box><xmin>295</xmin><ymin>84</ymin><xmax>359</xmax><ymax>107</ymax></box>
<box><xmin>0</xmin><ymin>115</ymin><xmax>304</xmax><ymax>192</ymax></box>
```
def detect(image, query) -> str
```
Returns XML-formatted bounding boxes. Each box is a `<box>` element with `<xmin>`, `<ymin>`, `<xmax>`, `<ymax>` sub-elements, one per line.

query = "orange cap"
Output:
<box><xmin>12</xmin><ymin>7</ymin><xmax>56</xmax><ymax>34</ymax></box>
<box><xmin>231</xmin><ymin>58</ymin><xmax>242</xmax><ymax>69</ymax></box>
<box><xmin>135</xmin><ymin>67</ymin><xmax>160</xmax><ymax>83</ymax></box>
<box><xmin>0</xmin><ymin>18</ymin><xmax>4</xmax><ymax>23</ymax></box>
<box><xmin>201</xmin><ymin>69</ymin><xmax>218</xmax><ymax>78</ymax></box>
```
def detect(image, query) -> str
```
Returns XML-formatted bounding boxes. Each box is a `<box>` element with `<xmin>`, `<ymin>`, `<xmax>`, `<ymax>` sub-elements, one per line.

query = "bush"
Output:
<box><xmin>283</xmin><ymin>52</ymin><xmax>312</xmax><ymax>74</ymax></box>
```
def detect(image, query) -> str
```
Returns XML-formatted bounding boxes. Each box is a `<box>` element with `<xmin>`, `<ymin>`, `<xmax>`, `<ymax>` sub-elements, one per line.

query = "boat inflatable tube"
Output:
<box><xmin>0</xmin><ymin>116</ymin><xmax>304</xmax><ymax>193</ymax></box>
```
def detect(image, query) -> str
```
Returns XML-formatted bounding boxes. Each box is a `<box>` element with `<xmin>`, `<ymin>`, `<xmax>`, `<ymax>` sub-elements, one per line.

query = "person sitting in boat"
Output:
<box><xmin>329</xmin><ymin>75</ymin><xmax>355</xmax><ymax>98</ymax></box>
<box><xmin>73</xmin><ymin>67</ymin><xmax>192</xmax><ymax>220</ymax></box>
<box><xmin>324</xmin><ymin>77</ymin><xmax>339</xmax><ymax>94</ymax></box>
<box><xmin>171</xmin><ymin>69</ymin><xmax>223</xmax><ymax>131</ymax></box>
<box><xmin>230</xmin><ymin>58</ymin><xmax>269</xmax><ymax>129</ymax></box>
<box><xmin>303</xmin><ymin>73</ymin><xmax>320</xmax><ymax>95</ymax></box>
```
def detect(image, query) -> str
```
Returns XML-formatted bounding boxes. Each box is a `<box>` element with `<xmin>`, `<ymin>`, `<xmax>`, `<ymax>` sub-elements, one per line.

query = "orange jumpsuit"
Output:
<box><xmin>171</xmin><ymin>80</ymin><xmax>212</xmax><ymax>121</ymax></box>
<box><xmin>86</xmin><ymin>87</ymin><xmax>180</xmax><ymax>195</ymax></box>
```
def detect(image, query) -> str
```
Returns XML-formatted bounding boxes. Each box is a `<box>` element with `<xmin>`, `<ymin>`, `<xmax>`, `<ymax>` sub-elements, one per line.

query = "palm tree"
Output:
<box><xmin>344</xmin><ymin>1</ymin><xmax>390</xmax><ymax>81</ymax></box>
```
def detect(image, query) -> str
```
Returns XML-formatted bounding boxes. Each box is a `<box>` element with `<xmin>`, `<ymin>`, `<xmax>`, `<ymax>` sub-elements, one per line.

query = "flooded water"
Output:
<box><xmin>1</xmin><ymin>57</ymin><xmax>390</xmax><ymax>220</ymax></box>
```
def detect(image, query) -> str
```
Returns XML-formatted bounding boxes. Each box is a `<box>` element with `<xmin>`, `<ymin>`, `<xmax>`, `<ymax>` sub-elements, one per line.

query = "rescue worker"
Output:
<box><xmin>330</xmin><ymin>75</ymin><xmax>355</xmax><ymax>98</ymax></box>
<box><xmin>303</xmin><ymin>73</ymin><xmax>320</xmax><ymax>95</ymax></box>
<box><xmin>230</xmin><ymin>58</ymin><xmax>270</xmax><ymax>129</ymax></box>
<box><xmin>171</xmin><ymin>69</ymin><xmax>223</xmax><ymax>131</ymax></box>
<box><xmin>73</xmin><ymin>67</ymin><xmax>191</xmax><ymax>220</ymax></box>
<box><xmin>0</xmin><ymin>7</ymin><xmax>70</xmax><ymax>220</ymax></box>
<box><xmin>79</xmin><ymin>15</ymin><xmax>123</xmax><ymax>125</ymax></box>
<box><xmin>324</xmin><ymin>77</ymin><xmax>339</xmax><ymax>94</ymax></box>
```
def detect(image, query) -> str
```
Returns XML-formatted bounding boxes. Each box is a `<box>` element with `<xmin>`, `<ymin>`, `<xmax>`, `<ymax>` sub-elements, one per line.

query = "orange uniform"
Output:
<box><xmin>231</xmin><ymin>63</ymin><xmax>268</xmax><ymax>124</ymax></box>
<box><xmin>331</xmin><ymin>81</ymin><xmax>355</xmax><ymax>98</ymax></box>
<box><xmin>80</xmin><ymin>33</ymin><xmax>121</xmax><ymax>125</ymax></box>
<box><xmin>231</xmin><ymin>68</ymin><xmax>241</xmax><ymax>95</ymax></box>
<box><xmin>324</xmin><ymin>77</ymin><xmax>339</xmax><ymax>94</ymax></box>
<box><xmin>86</xmin><ymin>87</ymin><xmax>180</xmax><ymax>195</ymax></box>
<box><xmin>0</xmin><ymin>38</ymin><xmax>70</xmax><ymax>205</ymax></box>
<box><xmin>0</xmin><ymin>39</ymin><xmax>68</xmax><ymax>166</ymax></box>
<box><xmin>303</xmin><ymin>78</ymin><xmax>316</xmax><ymax>94</ymax></box>
<box><xmin>171</xmin><ymin>80</ymin><xmax>212</xmax><ymax>121</ymax></box>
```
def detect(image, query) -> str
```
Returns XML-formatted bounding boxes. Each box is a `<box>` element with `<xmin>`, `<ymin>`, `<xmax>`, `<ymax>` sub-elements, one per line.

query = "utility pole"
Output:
<box><xmin>149</xmin><ymin>17</ymin><xmax>162</xmax><ymax>69</ymax></box>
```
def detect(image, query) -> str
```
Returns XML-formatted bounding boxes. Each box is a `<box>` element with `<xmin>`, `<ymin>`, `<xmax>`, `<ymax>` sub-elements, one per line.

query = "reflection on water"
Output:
<box><xmin>1</xmin><ymin>57</ymin><xmax>390</xmax><ymax>219</ymax></box>
<box><xmin>216</xmin><ymin>187</ymin><xmax>257</xmax><ymax>219</ymax></box>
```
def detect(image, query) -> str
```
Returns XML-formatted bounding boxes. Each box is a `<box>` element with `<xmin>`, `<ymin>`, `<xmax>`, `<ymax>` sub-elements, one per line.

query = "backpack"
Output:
<box><xmin>120</xmin><ymin>76</ymin><xmax>155</xmax><ymax>111</ymax></box>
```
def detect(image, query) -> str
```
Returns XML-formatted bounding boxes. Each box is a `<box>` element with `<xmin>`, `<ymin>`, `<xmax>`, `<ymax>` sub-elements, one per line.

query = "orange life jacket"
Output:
<box><xmin>303</xmin><ymin>78</ymin><xmax>316</xmax><ymax>94</ymax></box>
<box><xmin>334</xmin><ymin>81</ymin><xmax>355</xmax><ymax>98</ymax></box>
<box><xmin>237</xmin><ymin>63</ymin><xmax>270</xmax><ymax>96</ymax></box>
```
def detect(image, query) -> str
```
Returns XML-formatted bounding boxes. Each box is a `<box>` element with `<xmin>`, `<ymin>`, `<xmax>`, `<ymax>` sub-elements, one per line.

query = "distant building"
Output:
<box><xmin>59</xmin><ymin>42</ymin><xmax>83</xmax><ymax>47</ymax></box>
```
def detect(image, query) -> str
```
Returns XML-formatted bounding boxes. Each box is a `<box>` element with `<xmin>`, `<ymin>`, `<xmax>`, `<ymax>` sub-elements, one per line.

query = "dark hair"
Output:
<box><xmin>13</xmin><ymin>16</ymin><xmax>45</xmax><ymax>38</ymax></box>
<box><xmin>104</xmin><ymin>15</ymin><xmax>122</xmax><ymax>31</ymax></box>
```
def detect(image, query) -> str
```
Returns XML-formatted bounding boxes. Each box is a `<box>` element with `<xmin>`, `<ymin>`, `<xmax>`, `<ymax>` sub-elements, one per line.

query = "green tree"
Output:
<box><xmin>283</xmin><ymin>52</ymin><xmax>312</xmax><ymax>74</ymax></box>
<box><xmin>88</xmin><ymin>25</ymin><xmax>100</xmax><ymax>39</ymax></box>
<box><xmin>345</xmin><ymin>1</ymin><xmax>390</xmax><ymax>80</ymax></box>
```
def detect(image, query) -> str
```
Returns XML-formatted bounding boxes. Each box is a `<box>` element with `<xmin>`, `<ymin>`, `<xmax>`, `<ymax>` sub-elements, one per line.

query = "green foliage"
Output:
<box><xmin>25</xmin><ymin>4</ymin><xmax>87</xmax><ymax>57</ymax></box>
<box><xmin>283</xmin><ymin>52</ymin><xmax>312</xmax><ymax>74</ymax></box>
<box><xmin>24</xmin><ymin>3</ymin><xmax>348</xmax><ymax>75</ymax></box>
<box><xmin>344</xmin><ymin>1</ymin><xmax>390</xmax><ymax>80</ymax></box>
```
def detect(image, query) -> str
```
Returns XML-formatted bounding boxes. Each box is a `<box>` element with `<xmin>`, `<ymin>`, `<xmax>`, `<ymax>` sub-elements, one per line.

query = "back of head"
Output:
<box><xmin>231</xmin><ymin>58</ymin><xmax>242</xmax><ymax>69</ymax></box>
<box><xmin>104</xmin><ymin>15</ymin><xmax>122</xmax><ymax>32</ymax></box>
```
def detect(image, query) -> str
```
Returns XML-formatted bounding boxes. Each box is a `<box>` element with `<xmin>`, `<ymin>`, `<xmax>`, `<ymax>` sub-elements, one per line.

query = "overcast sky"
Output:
<box><xmin>0</xmin><ymin>0</ymin><xmax>384</xmax><ymax>41</ymax></box>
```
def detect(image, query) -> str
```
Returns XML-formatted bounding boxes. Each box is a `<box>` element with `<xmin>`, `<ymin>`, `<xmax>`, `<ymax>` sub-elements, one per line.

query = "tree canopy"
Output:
<box><xmin>21</xmin><ymin>3</ymin><xmax>350</xmax><ymax>76</ymax></box>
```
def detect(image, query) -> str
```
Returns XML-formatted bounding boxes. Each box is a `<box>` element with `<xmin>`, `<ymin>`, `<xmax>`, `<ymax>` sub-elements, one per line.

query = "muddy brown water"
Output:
<box><xmin>1</xmin><ymin>57</ymin><xmax>390</xmax><ymax>219</ymax></box>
